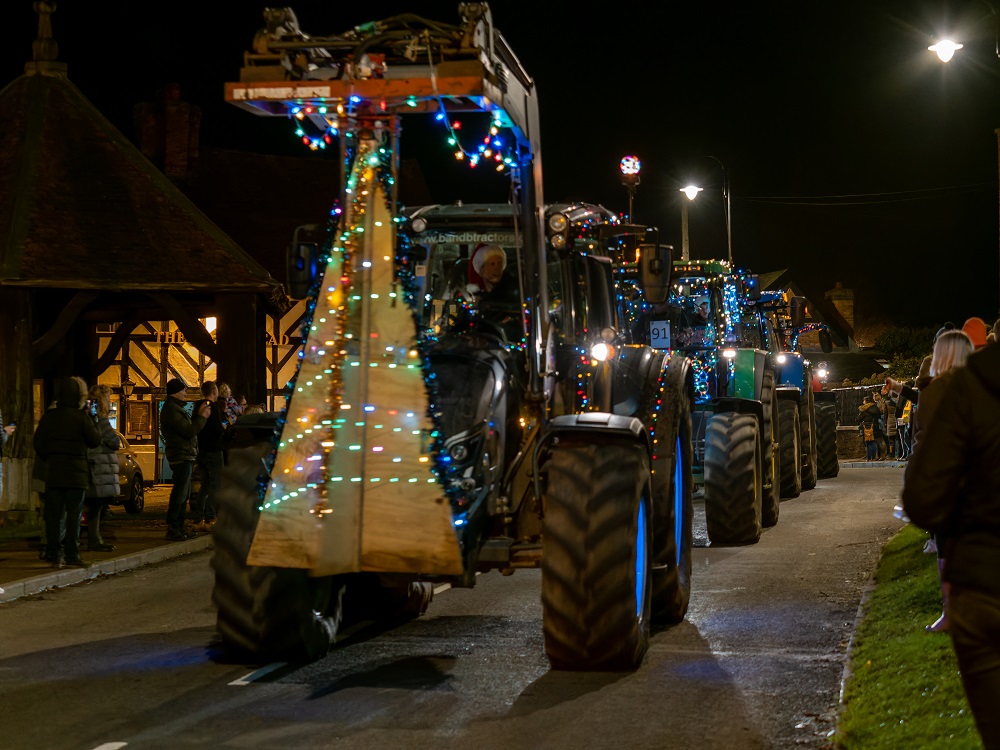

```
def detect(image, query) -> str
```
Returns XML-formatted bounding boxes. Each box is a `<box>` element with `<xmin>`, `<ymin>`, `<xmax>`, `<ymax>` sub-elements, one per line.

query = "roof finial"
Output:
<box><xmin>32</xmin><ymin>1</ymin><xmax>58</xmax><ymax>62</ymax></box>
<box><xmin>25</xmin><ymin>1</ymin><xmax>66</xmax><ymax>75</ymax></box>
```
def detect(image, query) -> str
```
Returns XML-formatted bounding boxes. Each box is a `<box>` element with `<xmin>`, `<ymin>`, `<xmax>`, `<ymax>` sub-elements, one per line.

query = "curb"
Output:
<box><xmin>0</xmin><ymin>534</ymin><xmax>213</xmax><ymax>604</ymax></box>
<box><xmin>840</xmin><ymin>460</ymin><xmax>907</xmax><ymax>468</ymax></box>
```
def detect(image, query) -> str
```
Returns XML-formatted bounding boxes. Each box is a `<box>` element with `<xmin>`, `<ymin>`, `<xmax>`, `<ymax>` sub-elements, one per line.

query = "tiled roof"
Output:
<box><xmin>0</xmin><ymin>67</ymin><xmax>279</xmax><ymax>293</ymax></box>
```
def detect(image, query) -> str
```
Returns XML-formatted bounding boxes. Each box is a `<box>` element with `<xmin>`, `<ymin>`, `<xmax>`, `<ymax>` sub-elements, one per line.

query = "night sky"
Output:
<box><xmin>6</xmin><ymin>1</ymin><xmax>1000</xmax><ymax>327</ymax></box>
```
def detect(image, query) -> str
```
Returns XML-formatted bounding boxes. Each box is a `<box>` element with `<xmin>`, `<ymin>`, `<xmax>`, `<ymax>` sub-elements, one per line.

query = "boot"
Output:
<box><xmin>87</xmin><ymin>502</ymin><xmax>116</xmax><ymax>552</ymax></box>
<box><xmin>926</xmin><ymin>558</ymin><xmax>949</xmax><ymax>632</ymax></box>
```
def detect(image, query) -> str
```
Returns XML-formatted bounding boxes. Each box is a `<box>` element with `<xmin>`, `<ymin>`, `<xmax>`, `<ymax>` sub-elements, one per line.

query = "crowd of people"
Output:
<box><xmin>27</xmin><ymin>376</ymin><xmax>254</xmax><ymax>561</ymax></box>
<box><xmin>893</xmin><ymin>316</ymin><xmax>1000</xmax><ymax>748</ymax></box>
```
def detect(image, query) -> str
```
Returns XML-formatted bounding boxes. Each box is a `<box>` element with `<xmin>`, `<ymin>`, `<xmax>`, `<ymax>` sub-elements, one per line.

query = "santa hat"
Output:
<box><xmin>468</xmin><ymin>243</ymin><xmax>506</xmax><ymax>288</ymax></box>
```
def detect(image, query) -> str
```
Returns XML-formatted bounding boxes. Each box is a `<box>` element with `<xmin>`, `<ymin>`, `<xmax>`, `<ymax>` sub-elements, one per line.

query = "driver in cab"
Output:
<box><xmin>469</xmin><ymin>243</ymin><xmax>518</xmax><ymax>308</ymax></box>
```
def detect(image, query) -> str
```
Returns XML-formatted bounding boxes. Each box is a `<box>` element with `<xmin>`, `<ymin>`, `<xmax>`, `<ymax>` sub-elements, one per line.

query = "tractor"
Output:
<box><xmin>628</xmin><ymin>258</ymin><xmax>781</xmax><ymax>545</ymax></box>
<box><xmin>752</xmin><ymin>292</ymin><xmax>838</xmax><ymax>482</ymax></box>
<box><xmin>211</xmin><ymin>4</ymin><xmax>694</xmax><ymax>672</ymax></box>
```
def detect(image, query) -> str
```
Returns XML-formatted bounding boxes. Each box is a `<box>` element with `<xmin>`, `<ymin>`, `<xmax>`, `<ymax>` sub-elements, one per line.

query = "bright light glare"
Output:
<box><xmin>680</xmin><ymin>185</ymin><xmax>704</xmax><ymax>201</ymax></box>
<box><xmin>591</xmin><ymin>342</ymin><xmax>612</xmax><ymax>361</ymax></box>
<box><xmin>777</xmin><ymin>353</ymin><xmax>787</xmax><ymax>364</ymax></box>
<box><xmin>722</xmin><ymin>348</ymin><xmax>737</xmax><ymax>359</ymax></box>
<box><xmin>929</xmin><ymin>39</ymin><xmax>963</xmax><ymax>62</ymax></box>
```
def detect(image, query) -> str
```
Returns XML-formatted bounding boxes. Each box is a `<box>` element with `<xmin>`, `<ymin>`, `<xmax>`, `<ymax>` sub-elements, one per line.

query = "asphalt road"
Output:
<box><xmin>0</xmin><ymin>467</ymin><xmax>905</xmax><ymax>750</ymax></box>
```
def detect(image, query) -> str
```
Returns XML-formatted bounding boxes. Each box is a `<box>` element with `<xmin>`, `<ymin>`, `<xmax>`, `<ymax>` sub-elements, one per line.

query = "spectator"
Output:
<box><xmin>906</xmin><ymin>329</ymin><xmax>975</xmax><ymax>633</ymax></box>
<box><xmin>191</xmin><ymin>381</ymin><xmax>224</xmax><ymax>533</ymax></box>
<box><xmin>858</xmin><ymin>396</ymin><xmax>879</xmax><ymax>461</ymax></box>
<box><xmin>902</xmin><ymin>339</ymin><xmax>1000</xmax><ymax>748</ymax></box>
<box><xmin>84</xmin><ymin>384</ymin><xmax>120</xmax><ymax>552</ymax></box>
<box><xmin>217</xmin><ymin>382</ymin><xmax>243</xmax><ymax>427</ymax></box>
<box><xmin>160</xmin><ymin>378</ymin><xmax>210</xmax><ymax>541</ymax></box>
<box><xmin>0</xmin><ymin>413</ymin><xmax>14</xmax><ymax>495</ymax></box>
<box><xmin>242</xmin><ymin>403</ymin><xmax>266</xmax><ymax>415</ymax></box>
<box><xmin>961</xmin><ymin>317</ymin><xmax>988</xmax><ymax>351</ymax></box>
<box><xmin>33</xmin><ymin>376</ymin><xmax>102</xmax><ymax>567</ymax></box>
<box><xmin>872</xmin><ymin>391</ymin><xmax>892</xmax><ymax>459</ymax></box>
<box><xmin>987</xmin><ymin>317</ymin><xmax>1000</xmax><ymax>345</ymax></box>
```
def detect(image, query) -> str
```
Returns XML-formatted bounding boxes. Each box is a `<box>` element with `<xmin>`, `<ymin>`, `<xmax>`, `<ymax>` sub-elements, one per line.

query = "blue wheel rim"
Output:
<box><xmin>636</xmin><ymin>496</ymin><xmax>647</xmax><ymax>617</ymax></box>
<box><xmin>673</xmin><ymin>435</ymin><xmax>684</xmax><ymax>566</ymax></box>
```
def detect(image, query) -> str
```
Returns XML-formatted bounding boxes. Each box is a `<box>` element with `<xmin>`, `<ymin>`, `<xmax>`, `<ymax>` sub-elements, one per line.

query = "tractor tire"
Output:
<box><xmin>816</xmin><ymin>400</ymin><xmax>840</xmax><ymax>478</ymax></box>
<box><xmin>211</xmin><ymin>441</ymin><xmax>341</xmax><ymax>662</ymax></box>
<box><xmin>778</xmin><ymin>399</ymin><xmax>802</xmax><ymax>498</ymax></box>
<box><xmin>651</xmin><ymin>378</ymin><xmax>693</xmax><ymax>627</ymax></box>
<box><xmin>800</xmin><ymin>390</ymin><xmax>818</xmax><ymax>491</ymax></box>
<box><xmin>760</xmin><ymin>370</ymin><xmax>780</xmax><ymax>528</ymax></box>
<box><xmin>703</xmin><ymin>412</ymin><xmax>763</xmax><ymax>545</ymax></box>
<box><xmin>542</xmin><ymin>437</ymin><xmax>652</xmax><ymax>671</ymax></box>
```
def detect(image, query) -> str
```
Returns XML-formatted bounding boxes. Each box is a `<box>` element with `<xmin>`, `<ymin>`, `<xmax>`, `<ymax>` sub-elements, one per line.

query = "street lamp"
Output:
<box><xmin>926</xmin><ymin>28</ymin><xmax>1000</xmax><ymax>308</ymax></box>
<box><xmin>620</xmin><ymin>155</ymin><xmax>642</xmax><ymax>222</ymax></box>
<box><xmin>679</xmin><ymin>185</ymin><xmax>703</xmax><ymax>261</ymax></box>
<box><xmin>928</xmin><ymin>39</ymin><xmax>964</xmax><ymax>62</ymax></box>
<box><xmin>704</xmin><ymin>155</ymin><xmax>733</xmax><ymax>265</ymax></box>
<box><xmin>121</xmin><ymin>377</ymin><xmax>135</xmax><ymax>432</ymax></box>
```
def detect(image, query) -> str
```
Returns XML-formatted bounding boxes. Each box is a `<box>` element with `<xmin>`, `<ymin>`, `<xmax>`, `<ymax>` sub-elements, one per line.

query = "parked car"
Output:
<box><xmin>112</xmin><ymin>431</ymin><xmax>145</xmax><ymax>514</ymax></box>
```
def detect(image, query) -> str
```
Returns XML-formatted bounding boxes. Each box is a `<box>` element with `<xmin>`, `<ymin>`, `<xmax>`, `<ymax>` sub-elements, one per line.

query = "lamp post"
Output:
<box><xmin>620</xmin><ymin>155</ymin><xmax>642</xmax><ymax>222</ymax></box>
<box><xmin>704</xmin><ymin>155</ymin><xmax>733</xmax><ymax>265</ymax></box>
<box><xmin>927</xmin><ymin>32</ymin><xmax>1000</xmax><ymax>308</ymax></box>
<box><xmin>121</xmin><ymin>378</ymin><xmax>135</xmax><ymax>434</ymax></box>
<box><xmin>679</xmin><ymin>185</ymin><xmax>703</xmax><ymax>261</ymax></box>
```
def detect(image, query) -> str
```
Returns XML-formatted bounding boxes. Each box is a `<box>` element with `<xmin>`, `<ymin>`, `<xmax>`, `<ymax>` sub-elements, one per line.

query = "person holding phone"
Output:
<box><xmin>191</xmin><ymin>381</ymin><xmax>224</xmax><ymax>533</ymax></box>
<box><xmin>159</xmin><ymin>378</ymin><xmax>210</xmax><ymax>541</ymax></box>
<box><xmin>84</xmin><ymin>383</ymin><xmax>120</xmax><ymax>552</ymax></box>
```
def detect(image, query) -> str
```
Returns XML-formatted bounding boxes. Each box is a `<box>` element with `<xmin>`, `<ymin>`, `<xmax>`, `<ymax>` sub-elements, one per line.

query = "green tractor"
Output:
<box><xmin>628</xmin><ymin>259</ymin><xmax>781</xmax><ymax>545</ymax></box>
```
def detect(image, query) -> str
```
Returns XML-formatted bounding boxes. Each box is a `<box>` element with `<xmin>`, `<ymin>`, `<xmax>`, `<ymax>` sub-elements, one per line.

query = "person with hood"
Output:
<box><xmin>160</xmin><ymin>378</ymin><xmax>210</xmax><ymax>541</ymax></box>
<box><xmin>902</xmin><ymin>338</ymin><xmax>1000</xmax><ymax>748</ymax></box>
<box><xmin>84</xmin><ymin>383</ymin><xmax>120</xmax><ymax>552</ymax></box>
<box><xmin>33</xmin><ymin>376</ymin><xmax>102</xmax><ymax>567</ymax></box>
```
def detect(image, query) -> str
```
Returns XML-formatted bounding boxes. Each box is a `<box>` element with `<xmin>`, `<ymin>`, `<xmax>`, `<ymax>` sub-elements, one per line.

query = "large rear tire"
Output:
<box><xmin>651</xmin><ymin>381</ymin><xmax>693</xmax><ymax>627</ymax></box>
<box><xmin>542</xmin><ymin>438</ymin><xmax>652</xmax><ymax>671</ymax></box>
<box><xmin>211</xmin><ymin>442</ymin><xmax>342</xmax><ymax>661</ymax></box>
<box><xmin>703</xmin><ymin>412</ymin><xmax>763</xmax><ymax>545</ymax></box>
<box><xmin>800</xmin><ymin>389</ymin><xmax>818</xmax><ymax>491</ymax></box>
<box><xmin>815</xmin><ymin>400</ymin><xmax>840</xmax><ymax>478</ymax></box>
<box><xmin>778</xmin><ymin>399</ymin><xmax>802</xmax><ymax>498</ymax></box>
<box><xmin>760</xmin><ymin>371</ymin><xmax>780</xmax><ymax>528</ymax></box>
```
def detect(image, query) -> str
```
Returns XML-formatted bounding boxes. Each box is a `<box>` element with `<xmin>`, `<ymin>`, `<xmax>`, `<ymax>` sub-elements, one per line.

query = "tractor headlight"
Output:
<box><xmin>591</xmin><ymin>342</ymin><xmax>613</xmax><ymax>361</ymax></box>
<box><xmin>450</xmin><ymin>443</ymin><xmax>469</xmax><ymax>461</ymax></box>
<box><xmin>548</xmin><ymin>213</ymin><xmax>568</xmax><ymax>233</ymax></box>
<box><xmin>777</xmin><ymin>353</ymin><xmax>787</xmax><ymax>364</ymax></box>
<box><xmin>722</xmin><ymin>348</ymin><xmax>737</xmax><ymax>359</ymax></box>
<box><xmin>550</xmin><ymin>233</ymin><xmax>567</xmax><ymax>250</ymax></box>
<box><xmin>410</xmin><ymin>217</ymin><xmax>427</xmax><ymax>233</ymax></box>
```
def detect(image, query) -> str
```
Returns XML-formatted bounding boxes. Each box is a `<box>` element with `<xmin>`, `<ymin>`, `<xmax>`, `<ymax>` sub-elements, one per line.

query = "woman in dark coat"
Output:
<box><xmin>85</xmin><ymin>383</ymin><xmax>120</xmax><ymax>552</ymax></box>
<box><xmin>33</xmin><ymin>377</ymin><xmax>102</xmax><ymax>567</ymax></box>
<box><xmin>902</xmin><ymin>341</ymin><xmax>1000</xmax><ymax>747</ymax></box>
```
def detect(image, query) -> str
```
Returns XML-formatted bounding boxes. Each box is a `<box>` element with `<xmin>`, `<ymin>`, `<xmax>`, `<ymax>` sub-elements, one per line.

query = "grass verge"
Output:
<box><xmin>836</xmin><ymin>524</ymin><xmax>980</xmax><ymax>748</ymax></box>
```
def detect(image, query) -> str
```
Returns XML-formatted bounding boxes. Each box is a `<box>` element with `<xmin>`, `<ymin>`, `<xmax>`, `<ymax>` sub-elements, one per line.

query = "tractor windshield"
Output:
<box><xmin>407</xmin><ymin>237</ymin><xmax>522</xmax><ymax>337</ymax></box>
<box><xmin>635</xmin><ymin>276</ymin><xmax>717</xmax><ymax>350</ymax></box>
